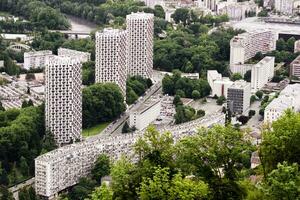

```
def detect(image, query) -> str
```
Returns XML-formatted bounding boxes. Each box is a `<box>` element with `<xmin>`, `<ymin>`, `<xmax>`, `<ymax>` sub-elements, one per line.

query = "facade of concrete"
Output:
<box><xmin>57</xmin><ymin>48</ymin><xmax>91</xmax><ymax>63</ymax></box>
<box><xmin>230</xmin><ymin>30</ymin><xmax>276</xmax><ymax>74</ymax></box>
<box><xmin>290</xmin><ymin>55</ymin><xmax>300</xmax><ymax>79</ymax></box>
<box><xmin>227</xmin><ymin>80</ymin><xmax>251</xmax><ymax>115</ymax></box>
<box><xmin>45</xmin><ymin>56</ymin><xmax>82</xmax><ymax>146</ymax></box>
<box><xmin>24</xmin><ymin>50</ymin><xmax>53</xmax><ymax>70</ymax></box>
<box><xmin>207</xmin><ymin>70</ymin><xmax>233</xmax><ymax>98</ymax></box>
<box><xmin>129</xmin><ymin>100</ymin><xmax>161</xmax><ymax>130</ymax></box>
<box><xmin>95</xmin><ymin>28</ymin><xmax>127</xmax><ymax>95</ymax></box>
<box><xmin>251</xmin><ymin>56</ymin><xmax>275</xmax><ymax>92</ymax></box>
<box><xmin>35</xmin><ymin>112</ymin><xmax>225</xmax><ymax>199</ymax></box>
<box><xmin>126</xmin><ymin>12</ymin><xmax>154</xmax><ymax>78</ymax></box>
<box><xmin>264</xmin><ymin>84</ymin><xmax>300</xmax><ymax>123</ymax></box>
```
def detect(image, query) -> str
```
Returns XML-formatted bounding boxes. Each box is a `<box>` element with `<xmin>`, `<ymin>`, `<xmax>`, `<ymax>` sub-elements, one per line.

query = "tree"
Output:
<box><xmin>122</xmin><ymin>122</ymin><xmax>130</xmax><ymax>133</ymax></box>
<box><xmin>90</xmin><ymin>184</ymin><xmax>113</xmax><ymax>200</ymax></box>
<box><xmin>237</xmin><ymin>115</ymin><xmax>249</xmax><ymax>125</ymax></box>
<box><xmin>0</xmin><ymin>102</ymin><xmax>4</xmax><ymax>111</ymax></box>
<box><xmin>244</xmin><ymin>70</ymin><xmax>251</xmax><ymax>82</ymax></box>
<box><xmin>171</xmin><ymin>8</ymin><xmax>190</xmax><ymax>26</ymax></box>
<box><xmin>217</xmin><ymin>95</ymin><xmax>226</xmax><ymax>105</ymax></box>
<box><xmin>83</xmin><ymin>83</ymin><xmax>125</xmax><ymax>128</ymax></box>
<box><xmin>231</xmin><ymin>73</ymin><xmax>243</xmax><ymax>81</ymax></box>
<box><xmin>138</xmin><ymin>167</ymin><xmax>209</xmax><ymax>200</ymax></box>
<box><xmin>0</xmin><ymin>186</ymin><xmax>13</xmax><ymax>200</ymax></box>
<box><xmin>250</xmin><ymin>95</ymin><xmax>256</xmax><ymax>104</ymax></box>
<box><xmin>154</xmin><ymin>5</ymin><xmax>165</xmax><ymax>19</ymax></box>
<box><xmin>25</xmin><ymin>73</ymin><xmax>35</xmax><ymax>81</ymax></box>
<box><xmin>255</xmin><ymin>90</ymin><xmax>263</xmax><ymax>99</ymax></box>
<box><xmin>68</xmin><ymin>178</ymin><xmax>97</xmax><ymax>200</ymax></box>
<box><xmin>261</xmin><ymin>162</ymin><xmax>300</xmax><ymax>199</ymax></box>
<box><xmin>92</xmin><ymin>154</ymin><xmax>111</xmax><ymax>183</ymax></box>
<box><xmin>19</xmin><ymin>156</ymin><xmax>29</xmax><ymax>177</ymax></box>
<box><xmin>191</xmin><ymin>90</ymin><xmax>201</xmax><ymax>99</ymax></box>
<box><xmin>260</xmin><ymin>110</ymin><xmax>300</xmax><ymax>174</ymax></box>
<box><xmin>175</xmin><ymin>125</ymin><xmax>253</xmax><ymax>199</ymax></box>
<box><xmin>173</xmin><ymin>95</ymin><xmax>183</xmax><ymax>107</ymax></box>
<box><xmin>248</xmin><ymin>110</ymin><xmax>256</xmax><ymax>117</ymax></box>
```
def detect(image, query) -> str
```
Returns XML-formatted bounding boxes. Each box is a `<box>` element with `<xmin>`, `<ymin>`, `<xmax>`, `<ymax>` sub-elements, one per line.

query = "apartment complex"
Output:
<box><xmin>227</xmin><ymin>80</ymin><xmax>251</xmax><ymax>115</ymax></box>
<box><xmin>274</xmin><ymin>0</ymin><xmax>294</xmax><ymax>14</ymax></box>
<box><xmin>45</xmin><ymin>56</ymin><xmax>82</xmax><ymax>146</ymax></box>
<box><xmin>264</xmin><ymin>84</ymin><xmax>300</xmax><ymax>123</ymax></box>
<box><xmin>217</xmin><ymin>1</ymin><xmax>257</xmax><ymax>21</ymax></box>
<box><xmin>230</xmin><ymin>30</ymin><xmax>276</xmax><ymax>74</ymax></box>
<box><xmin>24</xmin><ymin>50</ymin><xmax>53</xmax><ymax>70</ymax></box>
<box><xmin>207</xmin><ymin>70</ymin><xmax>233</xmax><ymax>98</ymax></box>
<box><xmin>290</xmin><ymin>55</ymin><xmax>300</xmax><ymax>79</ymax></box>
<box><xmin>251</xmin><ymin>56</ymin><xmax>275</xmax><ymax>92</ymax></box>
<box><xmin>95</xmin><ymin>28</ymin><xmax>127</xmax><ymax>95</ymax></box>
<box><xmin>294</xmin><ymin>40</ymin><xmax>300</xmax><ymax>53</ymax></box>
<box><xmin>126</xmin><ymin>12</ymin><xmax>154</xmax><ymax>78</ymax></box>
<box><xmin>58</xmin><ymin>48</ymin><xmax>91</xmax><ymax>63</ymax></box>
<box><xmin>129</xmin><ymin>99</ymin><xmax>161</xmax><ymax>130</ymax></box>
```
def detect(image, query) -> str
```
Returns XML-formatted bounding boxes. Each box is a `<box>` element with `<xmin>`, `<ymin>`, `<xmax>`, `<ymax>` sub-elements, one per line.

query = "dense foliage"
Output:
<box><xmin>0</xmin><ymin>105</ymin><xmax>55</xmax><ymax>186</ymax></box>
<box><xmin>0</xmin><ymin>0</ymin><xmax>70</xmax><ymax>30</ymax></box>
<box><xmin>162</xmin><ymin>70</ymin><xmax>210</xmax><ymax>98</ymax></box>
<box><xmin>154</xmin><ymin>27</ymin><xmax>244</xmax><ymax>74</ymax></box>
<box><xmin>83</xmin><ymin>125</ymin><xmax>254</xmax><ymax>200</ymax></box>
<box><xmin>126</xmin><ymin>76</ymin><xmax>152</xmax><ymax>105</ymax></box>
<box><xmin>82</xmin><ymin>83</ymin><xmax>126</xmax><ymax>128</ymax></box>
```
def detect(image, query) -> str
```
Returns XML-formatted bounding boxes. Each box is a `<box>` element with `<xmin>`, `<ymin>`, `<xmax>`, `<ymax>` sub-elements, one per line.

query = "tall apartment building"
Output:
<box><xmin>264</xmin><ymin>84</ymin><xmax>300</xmax><ymax>123</ymax></box>
<box><xmin>207</xmin><ymin>70</ymin><xmax>233</xmax><ymax>98</ymax></box>
<box><xmin>95</xmin><ymin>28</ymin><xmax>127</xmax><ymax>95</ymax></box>
<box><xmin>227</xmin><ymin>80</ymin><xmax>251</xmax><ymax>115</ymax></box>
<box><xmin>45</xmin><ymin>56</ymin><xmax>82</xmax><ymax>146</ymax></box>
<box><xmin>126</xmin><ymin>12</ymin><xmax>154</xmax><ymax>78</ymax></box>
<box><xmin>230</xmin><ymin>30</ymin><xmax>276</xmax><ymax>74</ymax></box>
<box><xmin>24</xmin><ymin>50</ymin><xmax>53</xmax><ymax>70</ymax></box>
<box><xmin>290</xmin><ymin>55</ymin><xmax>300</xmax><ymax>79</ymax></box>
<box><xmin>58</xmin><ymin>48</ymin><xmax>91</xmax><ymax>63</ymax></box>
<box><xmin>251</xmin><ymin>56</ymin><xmax>275</xmax><ymax>92</ymax></box>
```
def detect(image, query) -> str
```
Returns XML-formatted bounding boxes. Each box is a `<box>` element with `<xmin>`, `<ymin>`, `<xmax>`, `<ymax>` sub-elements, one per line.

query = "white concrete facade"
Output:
<box><xmin>24</xmin><ymin>50</ymin><xmax>53</xmax><ymax>70</ymax></box>
<box><xmin>217</xmin><ymin>1</ymin><xmax>257</xmax><ymax>21</ymax></box>
<box><xmin>95</xmin><ymin>28</ymin><xmax>127</xmax><ymax>95</ymax></box>
<box><xmin>57</xmin><ymin>48</ymin><xmax>91</xmax><ymax>63</ymax></box>
<box><xmin>129</xmin><ymin>100</ymin><xmax>161</xmax><ymax>130</ymax></box>
<box><xmin>207</xmin><ymin>70</ymin><xmax>233</xmax><ymax>98</ymax></box>
<box><xmin>251</xmin><ymin>56</ymin><xmax>275</xmax><ymax>92</ymax></box>
<box><xmin>275</xmin><ymin>0</ymin><xmax>293</xmax><ymax>15</ymax></box>
<box><xmin>290</xmin><ymin>55</ymin><xmax>300</xmax><ymax>79</ymax></box>
<box><xmin>230</xmin><ymin>30</ymin><xmax>276</xmax><ymax>74</ymax></box>
<box><xmin>264</xmin><ymin>84</ymin><xmax>300</xmax><ymax>123</ymax></box>
<box><xmin>45</xmin><ymin>56</ymin><xmax>82</xmax><ymax>146</ymax></box>
<box><xmin>227</xmin><ymin>80</ymin><xmax>251</xmax><ymax>115</ymax></box>
<box><xmin>126</xmin><ymin>12</ymin><xmax>154</xmax><ymax>79</ymax></box>
<box><xmin>35</xmin><ymin>112</ymin><xmax>225</xmax><ymax>198</ymax></box>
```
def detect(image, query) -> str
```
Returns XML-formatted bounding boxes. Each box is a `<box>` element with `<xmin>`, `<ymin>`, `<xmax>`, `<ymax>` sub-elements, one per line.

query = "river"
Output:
<box><xmin>66</xmin><ymin>15</ymin><xmax>98</xmax><ymax>33</ymax></box>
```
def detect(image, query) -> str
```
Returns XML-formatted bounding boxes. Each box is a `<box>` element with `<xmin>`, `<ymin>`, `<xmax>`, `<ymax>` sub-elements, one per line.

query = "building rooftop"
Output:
<box><xmin>132</xmin><ymin>99</ymin><xmax>160</xmax><ymax>114</ymax></box>
<box><xmin>228</xmin><ymin>80</ymin><xmax>250</xmax><ymax>89</ymax></box>
<box><xmin>126</xmin><ymin>12</ymin><xmax>154</xmax><ymax>19</ymax></box>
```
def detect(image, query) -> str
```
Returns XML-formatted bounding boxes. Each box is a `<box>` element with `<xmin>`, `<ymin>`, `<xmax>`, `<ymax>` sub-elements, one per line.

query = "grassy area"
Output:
<box><xmin>82</xmin><ymin>122</ymin><xmax>110</xmax><ymax>137</ymax></box>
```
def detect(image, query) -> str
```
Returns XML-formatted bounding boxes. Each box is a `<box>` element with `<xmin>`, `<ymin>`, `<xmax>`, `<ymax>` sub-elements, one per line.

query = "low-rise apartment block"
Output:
<box><xmin>58</xmin><ymin>48</ymin><xmax>91</xmax><ymax>63</ymax></box>
<box><xmin>129</xmin><ymin>99</ymin><xmax>161</xmax><ymax>130</ymax></box>
<box><xmin>207</xmin><ymin>70</ymin><xmax>233</xmax><ymax>98</ymax></box>
<box><xmin>290</xmin><ymin>55</ymin><xmax>300</xmax><ymax>79</ymax></box>
<box><xmin>264</xmin><ymin>84</ymin><xmax>300</xmax><ymax>123</ymax></box>
<box><xmin>24</xmin><ymin>50</ymin><xmax>53</xmax><ymax>70</ymax></box>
